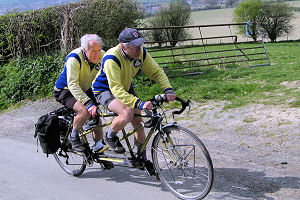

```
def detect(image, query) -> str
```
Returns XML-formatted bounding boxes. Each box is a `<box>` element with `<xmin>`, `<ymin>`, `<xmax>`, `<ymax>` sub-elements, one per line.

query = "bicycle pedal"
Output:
<box><xmin>130</xmin><ymin>158</ymin><xmax>143</xmax><ymax>169</ymax></box>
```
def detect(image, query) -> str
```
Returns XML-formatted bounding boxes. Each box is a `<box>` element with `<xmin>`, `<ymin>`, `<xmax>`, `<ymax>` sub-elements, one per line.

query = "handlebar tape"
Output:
<box><xmin>172</xmin><ymin>97</ymin><xmax>191</xmax><ymax>116</ymax></box>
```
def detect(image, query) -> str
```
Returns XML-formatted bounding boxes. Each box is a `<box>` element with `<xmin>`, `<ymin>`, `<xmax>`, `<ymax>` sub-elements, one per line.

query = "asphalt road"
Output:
<box><xmin>1</xmin><ymin>99</ymin><xmax>299</xmax><ymax>200</ymax></box>
<box><xmin>0</xmin><ymin>137</ymin><xmax>178</xmax><ymax>200</ymax></box>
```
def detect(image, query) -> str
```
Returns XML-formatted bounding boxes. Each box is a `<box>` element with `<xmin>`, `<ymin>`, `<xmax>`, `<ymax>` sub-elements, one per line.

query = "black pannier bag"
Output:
<box><xmin>34</xmin><ymin>107</ymin><xmax>72</xmax><ymax>156</ymax></box>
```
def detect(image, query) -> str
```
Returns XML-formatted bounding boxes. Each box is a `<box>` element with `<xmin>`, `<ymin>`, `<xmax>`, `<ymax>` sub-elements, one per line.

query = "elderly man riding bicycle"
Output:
<box><xmin>53</xmin><ymin>34</ymin><xmax>106</xmax><ymax>153</ymax></box>
<box><xmin>92</xmin><ymin>28</ymin><xmax>176</xmax><ymax>164</ymax></box>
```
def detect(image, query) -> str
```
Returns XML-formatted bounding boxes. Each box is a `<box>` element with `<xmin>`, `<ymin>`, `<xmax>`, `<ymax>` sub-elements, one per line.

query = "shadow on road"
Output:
<box><xmin>77</xmin><ymin>165</ymin><xmax>300</xmax><ymax>199</ymax></box>
<box><xmin>210</xmin><ymin>167</ymin><xmax>300</xmax><ymax>200</ymax></box>
<box><xmin>78</xmin><ymin>166</ymin><xmax>169</xmax><ymax>192</ymax></box>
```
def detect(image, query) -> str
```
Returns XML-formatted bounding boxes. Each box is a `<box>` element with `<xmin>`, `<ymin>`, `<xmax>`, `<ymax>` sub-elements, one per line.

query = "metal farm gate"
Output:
<box><xmin>137</xmin><ymin>22</ymin><xmax>270</xmax><ymax>76</ymax></box>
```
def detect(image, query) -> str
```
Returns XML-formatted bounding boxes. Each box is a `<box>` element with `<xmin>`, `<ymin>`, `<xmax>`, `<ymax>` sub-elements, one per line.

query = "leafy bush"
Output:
<box><xmin>0</xmin><ymin>0</ymin><xmax>143</xmax><ymax>60</ymax></box>
<box><xmin>149</xmin><ymin>0</ymin><xmax>191</xmax><ymax>47</ymax></box>
<box><xmin>0</xmin><ymin>8</ymin><xmax>62</xmax><ymax>59</ymax></box>
<box><xmin>0</xmin><ymin>53</ymin><xmax>64</xmax><ymax>109</ymax></box>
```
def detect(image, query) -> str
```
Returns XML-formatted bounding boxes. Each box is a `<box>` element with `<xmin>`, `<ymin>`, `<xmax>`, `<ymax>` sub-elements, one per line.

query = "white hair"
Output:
<box><xmin>80</xmin><ymin>34</ymin><xmax>103</xmax><ymax>50</ymax></box>
<box><xmin>122</xmin><ymin>43</ymin><xmax>129</xmax><ymax>49</ymax></box>
<box><xmin>121</xmin><ymin>42</ymin><xmax>143</xmax><ymax>49</ymax></box>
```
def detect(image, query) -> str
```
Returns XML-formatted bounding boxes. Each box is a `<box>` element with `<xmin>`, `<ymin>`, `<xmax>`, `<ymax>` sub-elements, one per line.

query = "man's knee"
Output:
<box><xmin>119</xmin><ymin>107</ymin><xmax>134</xmax><ymax>124</ymax></box>
<box><xmin>108</xmin><ymin>99</ymin><xmax>134</xmax><ymax>124</ymax></box>
<box><xmin>76</xmin><ymin>106</ymin><xmax>90</xmax><ymax>120</ymax></box>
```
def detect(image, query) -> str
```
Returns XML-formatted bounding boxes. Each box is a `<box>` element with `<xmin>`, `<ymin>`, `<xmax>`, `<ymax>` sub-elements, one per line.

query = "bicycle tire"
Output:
<box><xmin>53</xmin><ymin>142</ymin><xmax>86</xmax><ymax>177</ymax></box>
<box><xmin>152</xmin><ymin>125</ymin><xmax>214</xmax><ymax>200</ymax></box>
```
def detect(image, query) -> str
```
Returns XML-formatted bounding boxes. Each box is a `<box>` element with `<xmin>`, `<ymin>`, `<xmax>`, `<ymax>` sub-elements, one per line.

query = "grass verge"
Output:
<box><xmin>134</xmin><ymin>41</ymin><xmax>300</xmax><ymax>109</ymax></box>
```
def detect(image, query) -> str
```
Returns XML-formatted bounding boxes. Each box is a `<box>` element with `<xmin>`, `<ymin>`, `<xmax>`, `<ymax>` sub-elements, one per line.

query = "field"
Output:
<box><xmin>190</xmin><ymin>2</ymin><xmax>300</xmax><ymax>42</ymax></box>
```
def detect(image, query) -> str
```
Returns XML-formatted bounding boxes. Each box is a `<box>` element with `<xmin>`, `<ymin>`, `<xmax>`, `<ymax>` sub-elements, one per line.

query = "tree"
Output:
<box><xmin>56</xmin><ymin>2</ymin><xmax>88</xmax><ymax>54</ymax></box>
<box><xmin>74</xmin><ymin>0</ymin><xmax>142</xmax><ymax>49</ymax></box>
<box><xmin>258</xmin><ymin>1</ymin><xmax>294</xmax><ymax>42</ymax></box>
<box><xmin>233</xmin><ymin>0</ymin><xmax>263</xmax><ymax>41</ymax></box>
<box><xmin>149</xmin><ymin>18</ymin><xmax>168</xmax><ymax>48</ymax></box>
<box><xmin>233</xmin><ymin>0</ymin><xmax>295</xmax><ymax>42</ymax></box>
<box><xmin>149</xmin><ymin>0</ymin><xmax>191</xmax><ymax>47</ymax></box>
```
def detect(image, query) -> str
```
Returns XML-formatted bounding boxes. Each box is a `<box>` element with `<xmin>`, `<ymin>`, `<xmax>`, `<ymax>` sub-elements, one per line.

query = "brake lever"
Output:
<box><xmin>143</xmin><ymin>108</ymin><xmax>156</xmax><ymax>128</ymax></box>
<box><xmin>144</xmin><ymin>108</ymin><xmax>152</xmax><ymax>117</ymax></box>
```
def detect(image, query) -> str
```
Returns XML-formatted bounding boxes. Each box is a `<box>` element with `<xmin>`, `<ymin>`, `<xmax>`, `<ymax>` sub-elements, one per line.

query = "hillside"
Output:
<box><xmin>0</xmin><ymin>0</ymin><xmax>78</xmax><ymax>15</ymax></box>
<box><xmin>0</xmin><ymin>0</ymin><xmax>169</xmax><ymax>15</ymax></box>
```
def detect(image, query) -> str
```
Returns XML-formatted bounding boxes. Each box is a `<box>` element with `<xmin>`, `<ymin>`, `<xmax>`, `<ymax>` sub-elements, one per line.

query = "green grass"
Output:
<box><xmin>134</xmin><ymin>41</ymin><xmax>300</xmax><ymax>109</ymax></box>
<box><xmin>1</xmin><ymin>42</ymin><xmax>299</xmax><ymax>112</ymax></box>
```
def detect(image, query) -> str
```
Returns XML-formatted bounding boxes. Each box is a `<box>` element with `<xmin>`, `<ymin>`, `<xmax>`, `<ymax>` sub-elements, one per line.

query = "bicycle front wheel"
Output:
<box><xmin>152</xmin><ymin>125</ymin><xmax>213</xmax><ymax>200</ymax></box>
<box><xmin>53</xmin><ymin>143</ymin><xmax>86</xmax><ymax>176</ymax></box>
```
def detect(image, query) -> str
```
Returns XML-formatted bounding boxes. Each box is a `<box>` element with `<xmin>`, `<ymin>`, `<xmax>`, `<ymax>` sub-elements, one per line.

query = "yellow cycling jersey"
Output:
<box><xmin>54</xmin><ymin>47</ymin><xmax>105</xmax><ymax>109</ymax></box>
<box><xmin>92</xmin><ymin>44</ymin><xmax>173</xmax><ymax>109</ymax></box>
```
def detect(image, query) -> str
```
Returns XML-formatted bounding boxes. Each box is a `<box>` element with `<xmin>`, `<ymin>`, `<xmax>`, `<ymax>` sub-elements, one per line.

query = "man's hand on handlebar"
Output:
<box><xmin>143</xmin><ymin>93</ymin><xmax>190</xmax><ymax>119</ymax></box>
<box><xmin>166</xmin><ymin>93</ymin><xmax>176</xmax><ymax>102</ymax></box>
<box><xmin>88</xmin><ymin>105</ymin><xmax>98</xmax><ymax>118</ymax></box>
<box><xmin>143</xmin><ymin>101</ymin><xmax>153</xmax><ymax>110</ymax></box>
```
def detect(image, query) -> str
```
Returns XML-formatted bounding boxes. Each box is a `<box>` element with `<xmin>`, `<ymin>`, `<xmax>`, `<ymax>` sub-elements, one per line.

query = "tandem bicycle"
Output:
<box><xmin>53</xmin><ymin>94</ymin><xmax>214</xmax><ymax>200</ymax></box>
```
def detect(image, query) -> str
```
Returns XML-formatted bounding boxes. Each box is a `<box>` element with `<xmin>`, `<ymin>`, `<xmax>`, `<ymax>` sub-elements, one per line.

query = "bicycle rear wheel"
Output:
<box><xmin>53</xmin><ymin>142</ymin><xmax>86</xmax><ymax>176</ymax></box>
<box><xmin>152</xmin><ymin>125</ymin><xmax>213</xmax><ymax>200</ymax></box>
